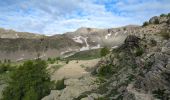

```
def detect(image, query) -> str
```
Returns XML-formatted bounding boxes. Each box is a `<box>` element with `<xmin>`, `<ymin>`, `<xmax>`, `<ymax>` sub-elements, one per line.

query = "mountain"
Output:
<box><xmin>0</xmin><ymin>14</ymin><xmax>169</xmax><ymax>62</ymax></box>
<box><xmin>0</xmin><ymin>28</ymin><xmax>45</xmax><ymax>39</ymax></box>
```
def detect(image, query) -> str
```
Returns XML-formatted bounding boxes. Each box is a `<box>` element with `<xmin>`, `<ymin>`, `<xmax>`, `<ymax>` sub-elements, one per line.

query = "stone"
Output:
<box><xmin>124</xmin><ymin>35</ymin><xmax>140</xmax><ymax>47</ymax></box>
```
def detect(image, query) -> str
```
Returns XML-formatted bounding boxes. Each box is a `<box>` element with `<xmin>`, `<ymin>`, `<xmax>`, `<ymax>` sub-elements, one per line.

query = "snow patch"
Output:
<box><xmin>80</xmin><ymin>37</ymin><xmax>90</xmax><ymax>51</ymax></box>
<box><xmin>105</xmin><ymin>33</ymin><xmax>111</xmax><ymax>39</ymax></box>
<box><xmin>60</xmin><ymin>50</ymin><xmax>70</xmax><ymax>55</ymax></box>
<box><xmin>72</xmin><ymin>36</ymin><xmax>83</xmax><ymax>44</ymax></box>
<box><xmin>91</xmin><ymin>44</ymin><xmax>101</xmax><ymax>49</ymax></box>
<box><xmin>112</xmin><ymin>46</ymin><xmax>118</xmax><ymax>49</ymax></box>
<box><xmin>16</xmin><ymin>58</ymin><xmax>24</xmax><ymax>61</ymax></box>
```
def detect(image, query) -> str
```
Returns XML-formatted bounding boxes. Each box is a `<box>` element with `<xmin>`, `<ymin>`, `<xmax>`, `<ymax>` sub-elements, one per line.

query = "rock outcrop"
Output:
<box><xmin>73</xmin><ymin>14</ymin><xmax>170</xmax><ymax>100</ymax></box>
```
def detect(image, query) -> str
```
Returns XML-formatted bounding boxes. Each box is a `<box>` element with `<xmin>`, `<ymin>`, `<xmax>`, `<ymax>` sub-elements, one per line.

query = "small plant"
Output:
<box><xmin>127</xmin><ymin>74</ymin><xmax>135</xmax><ymax>82</ymax></box>
<box><xmin>142</xmin><ymin>21</ymin><xmax>149</xmax><ymax>27</ymax></box>
<box><xmin>66</xmin><ymin>59</ymin><xmax>69</xmax><ymax>64</ymax></box>
<box><xmin>55</xmin><ymin>78</ymin><xmax>66</xmax><ymax>90</ymax></box>
<box><xmin>100</xmin><ymin>47</ymin><xmax>110</xmax><ymax>57</ymax></box>
<box><xmin>150</xmin><ymin>39</ymin><xmax>157</xmax><ymax>47</ymax></box>
<box><xmin>135</xmin><ymin>48</ymin><xmax>144</xmax><ymax>57</ymax></box>
<box><xmin>80</xmin><ymin>64</ymin><xmax>85</xmax><ymax>68</ymax></box>
<box><xmin>152</xmin><ymin>89</ymin><xmax>169</xmax><ymax>100</ymax></box>
<box><xmin>0</xmin><ymin>63</ymin><xmax>13</xmax><ymax>74</ymax></box>
<box><xmin>95</xmin><ymin>76</ymin><xmax>106</xmax><ymax>84</ymax></box>
<box><xmin>98</xmin><ymin>65</ymin><xmax>112</xmax><ymax>76</ymax></box>
<box><xmin>168</xmin><ymin>13</ymin><xmax>170</xmax><ymax>17</ymax></box>
<box><xmin>47</xmin><ymin>58</ymin><xmax>55</xmax><ymax>64</ymax></box>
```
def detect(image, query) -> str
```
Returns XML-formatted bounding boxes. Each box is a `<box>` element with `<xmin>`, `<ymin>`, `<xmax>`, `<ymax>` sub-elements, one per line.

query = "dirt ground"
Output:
<box><xmin>51</xmin><ymin>59</ymin><xmax>99</xmax><ymax>81</ymax></box>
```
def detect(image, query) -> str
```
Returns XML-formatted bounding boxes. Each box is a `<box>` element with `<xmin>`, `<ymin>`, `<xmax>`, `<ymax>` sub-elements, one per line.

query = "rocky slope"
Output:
<box><xmin>72</xmin><ymin>14</ymin><xmax>170</xmax><ymax>100</ymax></box>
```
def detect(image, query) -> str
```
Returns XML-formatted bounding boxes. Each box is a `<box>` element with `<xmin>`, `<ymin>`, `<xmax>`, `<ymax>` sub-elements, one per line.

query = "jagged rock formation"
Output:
<box><xmin>71</xmin><ymin>13</ymin><xmax>170</xmax><ymax>100</ymax></box>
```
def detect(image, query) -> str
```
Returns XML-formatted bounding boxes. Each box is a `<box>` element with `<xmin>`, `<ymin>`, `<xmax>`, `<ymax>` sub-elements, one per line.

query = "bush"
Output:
<box><xmin>168</xmin><ymin>13</ymin><xmax>170</xmax><ymax>17</ymax></box>
<box><xmin>100</xmin><ymin>47</ymin><xmax>110</xmax><ymax>57</ymax></box>
<box><xmin>152</xmin><ymin>89</ymin><xmax>169</xmax><ymax>100</ymax></box>
<box><xmin>47</xmin><ymin>58</ymin><xmax>55</xmax><ymax>64</ymax></box>
<box><xmin>0</xmin><ymin>63</ymin><xmax>12</xmax><ymax>74</ymax></box>
<box><xmin>150</xmin><ymin>39</ymin><xmax>157</xmax><ymax>47</ymax></box>
<box><xmin>66</xmin><ymin>59</ymin><xmax>69</xmax><ymax>64</ymax></box>
<box><xmin>135</xmin><ymin>48</ymin><xmax>144</xmax><ymax>57</ymax></box>
<box><xmin>142</xmin><ymin>21</ymin><xmax>149</xmax><ymax>27</ymax></box>
<box><xmin>55</xmin><ymin>78</ymin><xmax>66</xmax><ymax>90</ymax></box>
<box><xmin>160</xmin><ymin>14</ymin><xmax>166</xmax><ymax>17</ymax></box>
<box><xmin>98</xmin><ymin>65</ymin><xmax>112</xmax><ymax>76</ymax></box>
<box><xmin>2</xmin><ymin>59</ymin><xmax>52</xmax><ymax>100</ymax></box>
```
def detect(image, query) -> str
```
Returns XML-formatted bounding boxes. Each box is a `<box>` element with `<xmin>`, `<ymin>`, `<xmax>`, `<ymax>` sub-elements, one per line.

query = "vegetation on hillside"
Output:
<box><xmin>55</xmin><ymin>78</ymin><xmax>66</xmax><ymax>90</ymax></box>
<box><xmin>100</xmin><ymin>47</ymin><xmax>110</xmax><ymax>57</ymax></box>
<box><xmin>1</xmin><ymin>59</ymin><xmax>52</xmax><ymax>100</ymax></box>
<box><xmin>67</xmin><ymin>49</ymin><xmax>101</xmax><ymax>60</ymax></box>
<box><xmin>142</xmin><ymin>21</ymin><xmax>149</xmax><ymax>27</ymax></box>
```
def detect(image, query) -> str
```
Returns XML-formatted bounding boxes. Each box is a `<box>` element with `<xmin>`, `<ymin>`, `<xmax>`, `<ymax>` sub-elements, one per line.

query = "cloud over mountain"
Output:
<box><xmin>0</xmin><ymin>0</ymin><xmax>170</xmax><ymax>35</ymax></box>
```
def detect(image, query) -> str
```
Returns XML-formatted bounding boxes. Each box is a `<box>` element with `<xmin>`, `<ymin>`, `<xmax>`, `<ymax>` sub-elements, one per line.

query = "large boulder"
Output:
<box><xmin>124</xmin><ymin>35</ymin><xmax>140</xmax><ymax>47</ymax></box>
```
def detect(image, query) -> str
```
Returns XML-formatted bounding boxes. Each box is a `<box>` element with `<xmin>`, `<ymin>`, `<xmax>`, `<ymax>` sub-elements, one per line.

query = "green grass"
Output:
<box><xmin>66</xmin><ymin>49</ymin><xmax>101</xmax><ymax>60</ymax></box>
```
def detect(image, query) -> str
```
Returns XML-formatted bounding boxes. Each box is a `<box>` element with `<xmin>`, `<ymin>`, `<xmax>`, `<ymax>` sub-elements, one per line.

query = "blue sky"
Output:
<box><xmin>0</xmin><ymin>0</ymin><xmax>170</xmax><ymax>35</ymax></box>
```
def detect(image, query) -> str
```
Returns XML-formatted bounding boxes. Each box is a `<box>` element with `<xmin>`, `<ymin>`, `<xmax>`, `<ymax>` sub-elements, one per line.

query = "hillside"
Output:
<box><xmin>0</xmin><ymin>13</ymin><xmax>169</xmax><ymax>62</ymax></box>
<box><xmin>42</xmin><ymin>13</ymin><xmax>170</xmax><ymax>100</ymax></box>
<box><xmin>0</xmin><ymin>24</ymin><xmax>143</xmax><ymax>61</ymax></box>
<box><xmin>0</xmin><ymin>28</ymin><xmax>45</xmax><ymax>39</ymax></box>
<box><xmin>74</xmin><ymin>14</ymin><xmax>170</xmax><ymax>100</ymax></box>
<box><xmin>0</xmin><ymin>13</ymin><xmax>169</xmax><ymax>100</ymax></box>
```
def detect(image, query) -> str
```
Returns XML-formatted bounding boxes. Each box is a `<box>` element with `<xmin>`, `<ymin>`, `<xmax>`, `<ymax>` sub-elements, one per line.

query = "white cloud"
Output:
<box><xmin>0</xmin><ymin>0</ymin><xmax>170</xmax><ymax>35</ymax></box>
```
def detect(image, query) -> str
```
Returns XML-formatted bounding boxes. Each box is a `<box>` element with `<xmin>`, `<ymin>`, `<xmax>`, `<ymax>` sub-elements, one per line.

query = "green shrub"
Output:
<box><xmin>55</xmin><ymin>78</ymin><xmax>66</xmax><ymax>90</ymax></box>
<box><xmin>100</xmin><ymin>47</ymin><xmax>110</xmax><ymax>57</ymax></box>
<box><xmin>47</xmin><ymin>58</ymin><xmax>55</xmax><ymax>64</ymax></box>
<box><xmin>135</xmin><ymin>48</ymin><xmax>144</xmax><ymax>57</ymax></box>
<box><xmin>66</xmin><ymin>59</ymin><xmax>69</xmax><ymax>64</ymax></box>
<box><xmin>168</xmin><ymin>13</ymin><xmax>170</xmax><ymax>17</ymax></box>
<box><xmin>142</xmin><ymin>21</ymin><xmax>149</xmax><ymax>27</ymax></box>
<box><xmin>150</xmin><ymin>39</ymin><xmax>157</xmax><ymax>47</ymax></box>
<box><xmin>0</xmin><ymin>63</ymin><xmax>12</xmax><ymax>74</ymax></box>
<box><xmin>152</xmin><ymin>89</ymin><xmax>169</xmax><ymax>100</ymax></box>
<box><xmin>98</xmin><ymin>65</ymin><xmax>112</xmax><ymax>76</ymax></box>
<box><xmin>160</xmin><ymin>14</ymin><xmax>166</xmax><ymax>17</ymax></box>
<box><xmin>2</xmin><ymin>59</ymin><xmax>52</xmax><ymax>100</ymax></box>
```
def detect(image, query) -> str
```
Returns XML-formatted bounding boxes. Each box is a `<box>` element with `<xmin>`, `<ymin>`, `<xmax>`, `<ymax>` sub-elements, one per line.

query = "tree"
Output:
<box><xmin>142</xmin><ymin>21</ymin><xmax>149</xmax><ymax>27</ymax></box>
<box><xmin>2</xmin><ymin>59</ymin><xmax>52</xmax><ymax>100</ymax></box>
<box><xmin>160</xmin><ymin>14</ymin><xmax>166</xmax><ymax>17</ymax></box>
<box><xmin>100</xmin><ymin>47</ymin><xmax>110</xmax><ymax>57</ymax></box>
